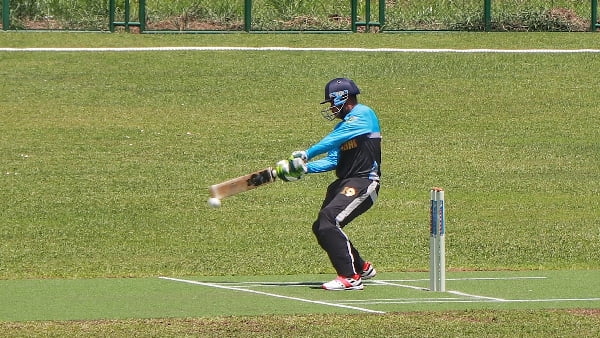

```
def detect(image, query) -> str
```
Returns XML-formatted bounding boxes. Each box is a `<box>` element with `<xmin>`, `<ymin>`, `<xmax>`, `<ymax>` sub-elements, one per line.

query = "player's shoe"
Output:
<box><xmin>360</xmin><ymin>262</ymin><xmax>377</xmax><ymax>280</ymax></box>
<box><xmin>322</xmin><ymin>275</ymin><xmax>364</xmax><ymax>291</ymax></box>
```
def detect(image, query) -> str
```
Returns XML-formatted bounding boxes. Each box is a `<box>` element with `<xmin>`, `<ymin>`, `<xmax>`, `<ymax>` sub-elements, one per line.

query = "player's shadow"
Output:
<box><xmin>257</xmin><ymin>282</ymin><xmax>322</xmax><ymax>288</ymax></box>
<box><xmin>203</xmin><ymin>281</ymin><xmax>323</xmax><ymax>289</ymax></box>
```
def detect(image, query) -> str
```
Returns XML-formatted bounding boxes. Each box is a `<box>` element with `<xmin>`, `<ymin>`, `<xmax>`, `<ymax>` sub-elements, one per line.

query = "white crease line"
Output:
<box><xmin>446</xmin><ymin>276</ymin><xmax>547</xmax><ymax>281</ymax></box>
<box><xmin>447</xmin><ymin>290</ymin><xmax>507</xmax><ymax>301</ymax></box>
<box><xmin>340</xmin><ymin>297</ymin><xmax>600</xmax><ymax>305</ymax></box>
<box><xmin>370</xmin><ymin>280</ymin><xmax>430</xmax><ymax>291</ymax></box>
<box><xmin>342</xmin><ymin>299</ymin><xmax>493</xmax><ymax>305</ymax></box>
<box><xmin>342</xmin><ymin>297</ymin><xmax>463</xmax><ymax>302</ymax></box>
<box><xmin>501</xmin><ymin>297</ymin><xmax>600</xmax><ymax>303</ymax></box>
<box><xmin>370</xmin><ymin>280</ymin><xmax>509</xmax><ymax>301</ymax></box>
<box><xmin>159</xmin><ymin>276</ymin><xmax>385</xmax><ymax>314</ymax></box>
<box><xmin>378</xmin><ymin>276</ymin><xmax>548</xmax><ymax>282</ymax></box>
<box><xmin>219</xmin><ymin>276</ymin><xmax>548</xmax><ymax>288</ymax></box>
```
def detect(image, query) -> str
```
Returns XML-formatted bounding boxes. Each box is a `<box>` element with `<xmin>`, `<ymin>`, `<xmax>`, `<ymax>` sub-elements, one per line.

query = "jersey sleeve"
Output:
<box><xmin>306</xmin><ymin>150</ymin><xmax>338</xmax><ymax>173</ymax></box>
<box><xmin>306</xmin><ymin>105</ymin><xmax>378</xmax><ymax>159</ymax></box>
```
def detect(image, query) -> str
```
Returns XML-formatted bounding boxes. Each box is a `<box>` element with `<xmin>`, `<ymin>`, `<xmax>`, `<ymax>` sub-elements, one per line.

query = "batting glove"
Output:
<box><xmin>275</xmin><ymin>158</ymin><xmax>307</xmax><ymax>182</ymax></box>
<box><xmin>291</xmin><ymin>150</ymin><xmax>308</xmax><ymax>162</ymax></box>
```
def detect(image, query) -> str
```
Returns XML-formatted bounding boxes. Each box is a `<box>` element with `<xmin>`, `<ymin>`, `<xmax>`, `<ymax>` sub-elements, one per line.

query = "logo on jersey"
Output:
<box><xmin>340</xmin><ymin>139</ymin><xmax>358</xmax><ymax>151</ymax></box>
<box><xmin>340</xmin><ymin>187</ymin><xmax>356</xmax><ymax>197</ymax></box>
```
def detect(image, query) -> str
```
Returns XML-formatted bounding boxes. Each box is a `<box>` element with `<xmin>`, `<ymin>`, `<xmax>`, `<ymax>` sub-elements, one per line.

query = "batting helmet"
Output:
<box><xmin>319</xmin><ymin>78</ymin><xmax>361</xmax><ymax>120</ymax></box>
<box><xmin>320</xmin><ymin>78</ymin><xmax>361</xmax><ymax>104</ymax></box>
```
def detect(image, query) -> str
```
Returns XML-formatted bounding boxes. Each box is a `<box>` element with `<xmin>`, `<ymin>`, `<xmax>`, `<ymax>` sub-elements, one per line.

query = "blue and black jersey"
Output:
<box><xmin>305</xmin><ymin>104</ymin><xmax>381</xmax><ymax>181</ymax></box>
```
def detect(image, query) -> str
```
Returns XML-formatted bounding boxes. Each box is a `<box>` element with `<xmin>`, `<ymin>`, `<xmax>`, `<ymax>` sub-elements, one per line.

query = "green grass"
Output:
<box><xmin>2</xmin><ymin>310</ymin><xmax>598</xmax><ymax>337</ymax></box>
<box><xmin>1</xmin><ymin>271</ymin><xmax>599</xmax><ymax>321</ymax></box>
<box><xmin>1</xmin><ymin>30</ymin><xmax>599</xmax><ymax>49</ymax></box>
<box><xmin>0</xmin><ymin>271</ymin><xmax>599</xmax><ymax>335</ymax></box>
<box><xmin>0</xmin><ymin>32</ymin><xmax>599</xmax><ymax>335</ymax></box>
<box><xmin>1</xmin><ymin>32</ymin><xmax>598</xmax><ymax>279</ymax></box>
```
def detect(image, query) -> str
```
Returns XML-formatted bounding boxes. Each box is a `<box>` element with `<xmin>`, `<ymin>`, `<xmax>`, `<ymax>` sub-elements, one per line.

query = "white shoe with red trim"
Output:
<box><xmin>360</xmin><ymin>262</ymin><xmax>377</xmax><ymax>280</ymax></box>
<box><xmin>321</xmin><ymin>275</ymin><xmax>364</xmax><ymax>291</ymax></box>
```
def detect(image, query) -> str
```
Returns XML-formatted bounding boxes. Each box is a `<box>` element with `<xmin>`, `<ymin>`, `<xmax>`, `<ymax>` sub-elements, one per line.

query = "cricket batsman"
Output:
<box><xmin>276</xmin><ymin>78</ymin><xmax>382</xmax><ymax>290</ymax></box>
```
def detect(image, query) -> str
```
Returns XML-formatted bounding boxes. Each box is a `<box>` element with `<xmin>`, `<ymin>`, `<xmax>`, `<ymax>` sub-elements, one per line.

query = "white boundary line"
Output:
<box><xmin>1</xmin><ymin>47</ymin><xmax>600</xmax><ymax>53</ymax></box>
<box><xmin>159</xmin><ymin>276</ymin><xmax>385</xmax><ymax>314</ymax></box>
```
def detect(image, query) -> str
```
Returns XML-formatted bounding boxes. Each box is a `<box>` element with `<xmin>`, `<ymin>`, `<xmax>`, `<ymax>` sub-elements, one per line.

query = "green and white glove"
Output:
<box><xmin>275</xmin><ymin>157</ymin><xmax>307</xmax><ymax>182</ymax></box>
<box><xmin>291</xmin><ymin>150</ymin><xmax>308</xmax><ymax>162</ymax></box>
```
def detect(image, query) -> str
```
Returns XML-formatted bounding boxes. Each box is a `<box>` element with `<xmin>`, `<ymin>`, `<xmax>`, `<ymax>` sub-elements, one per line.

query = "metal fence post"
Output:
<box><xmin>379</xmin><ymin>0</ymin><xmax>385</xmax><ymax>31</ymax></box>
<box><xmin>365</xmin><ymin>0</ymin><xmax>371</xmax><ymax>31</ymax></box>
<box><xmin>139</xmin><ymin>0</ymin><xmax>146</xmax><ymax>32</ymax></box>
<box><xmin>109</xmin><ymin>0</ymin><xmax>145</xmax><ymax>33</ymax></box>
<box><xmin>484</xmin><ymin>0</ymin><xmax>492</xmax><ymax>32</ymax></box>
<box><xmin>109</xmin><ymin>0</ymin><xmax>115</xmax><ymax>32</ymax></box>
<box><xmin>244</xmin><ymin>0</ymin><xmax>252</xmax><ymax>32</ymax></box>
<box><xmin>592</xmin><ymin>0</ymin><xmax>599</xmax><ymax>31</ymax></box>
<box><xmin>124</xmin><ymin>0</ymin><xmax>131</xmax><ymax>32</ymax></box>
<box><xmin>352</xmin><ymin>0</ymin><xmax>385</xmax><ymax>32</ymax></box>
<box><xmin>351</xmin><ymin>0</ymin><xmax>358</xmax><ymax>32</ymax></box>
<box><xmin>2</xmin><ymin>0</ymin><xmax>9</xmax><ymax>30</ymax></box>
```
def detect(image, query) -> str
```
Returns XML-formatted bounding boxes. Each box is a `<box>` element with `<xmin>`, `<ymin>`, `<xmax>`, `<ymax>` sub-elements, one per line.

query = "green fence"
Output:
<box><xmin>104</xmin><ymin>0</ymin><xmax>600</xmax><ymax>33</ymax></box>
<box><xmin>593</xmin><ymin>0</ymin><xmax>600</xmax><ymax>31</ymax></box>
<box><xmin>109</xmin><ymin>0</ymin><xmax>146</xmax><ymax>32</ymax></box>
<box><xmin>118</xmin><ymin>0</ymin><xmax>386</xmax><ymax>33</ymax></box>
<box><xmin>1</xmin><ymin>0</ymin><xmax>599</xmax><ymax>32</ymax></box>
<box><xmin>2</xmin><ymin>0</ymin><xmax>9</xmax><ymax>30</ymax></box>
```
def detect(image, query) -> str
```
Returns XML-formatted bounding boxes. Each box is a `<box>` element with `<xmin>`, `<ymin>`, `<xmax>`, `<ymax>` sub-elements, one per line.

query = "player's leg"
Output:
<box><xmin>313</xmin><ymin>178</ymin><xmax>379</xmax><ymax>289</ymax></box>
<box><xmin>350</xmin><ymin>244</ymin><xmax>377</xmax><ymax>279</ymax></box>
<box><xmin>337</xmin><ymin>179</ymin><xmax>379</xmax><ymax>279</ymax></box>
<box><xmin>312</xmin><ymin>199</ymin><xmax>357</xmax><ymax>277</ymax></box>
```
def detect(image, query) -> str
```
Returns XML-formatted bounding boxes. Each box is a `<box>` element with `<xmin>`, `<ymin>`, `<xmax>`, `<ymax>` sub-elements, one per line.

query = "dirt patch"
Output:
<box><xmin>147</xmin><ymin>18</ymin><xmax>243</xmax><ymax>31</ymax></box>
<box><xmin>546</xmin><ymin>7</ymin><xmax>589</xmax><ymax>31</ymax></box>
<box><xmin>16</xmin><ymin>19</ymin><xmax>66</xmax><ymax>30</ymax></box>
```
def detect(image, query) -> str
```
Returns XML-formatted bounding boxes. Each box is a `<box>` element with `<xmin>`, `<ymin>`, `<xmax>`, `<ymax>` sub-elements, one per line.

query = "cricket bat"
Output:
<box><xmin>208</xmin><ymin>167</ymin><xmax>277</xmax><ymax>200</ymax></box>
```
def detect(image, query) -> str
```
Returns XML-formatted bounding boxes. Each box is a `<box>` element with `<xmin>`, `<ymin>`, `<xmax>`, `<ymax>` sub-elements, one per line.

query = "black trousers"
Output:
<box><xmin>312</xmin><ymin>177</ymin><xmax>380</xmax><ymax>277</ymax></box>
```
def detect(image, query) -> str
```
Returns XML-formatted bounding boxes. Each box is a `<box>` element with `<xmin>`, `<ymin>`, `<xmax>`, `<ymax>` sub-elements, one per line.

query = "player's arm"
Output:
<box><xmin>304</xmin><ymin>112</ymin><xmax>374</xmax><ymax>160</ymax></box>
<box><xmin>306</xmin><ymin>150</ymin><xmax>337</xmax><ymax>173</ymax></box>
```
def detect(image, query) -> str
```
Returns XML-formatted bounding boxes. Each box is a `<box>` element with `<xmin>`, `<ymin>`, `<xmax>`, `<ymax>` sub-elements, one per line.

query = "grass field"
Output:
<box><xmin>2</xmin><ymin>270</ymin><xmax>599</xmax><ymax>321</ymax></box>
<box><xmin>0</xmin><ymin>32</ymin><xmax>599</xmax><ymax>335</ymax></box>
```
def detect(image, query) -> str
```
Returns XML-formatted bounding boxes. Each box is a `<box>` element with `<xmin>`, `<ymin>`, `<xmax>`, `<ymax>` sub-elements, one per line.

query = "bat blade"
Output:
<box><xmin>209</xmin><ymin>167</ymin><xmax>277</xmax><ymax>199</ymax></box>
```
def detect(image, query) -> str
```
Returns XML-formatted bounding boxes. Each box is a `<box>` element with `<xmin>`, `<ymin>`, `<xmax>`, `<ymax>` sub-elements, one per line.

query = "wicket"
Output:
<box><xmin>429</xmin><ymin>187</ymin><xmax>446</xmax><ymax>292</ymax></box>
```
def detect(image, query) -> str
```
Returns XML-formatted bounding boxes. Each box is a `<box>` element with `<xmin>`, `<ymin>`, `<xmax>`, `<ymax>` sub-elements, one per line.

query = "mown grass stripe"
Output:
<box><xmin>2</xmin><ymin>47</ymin><xmax>600</xmax><ymax>53</ymax></box>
